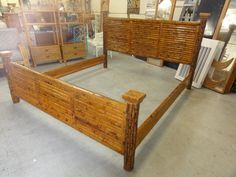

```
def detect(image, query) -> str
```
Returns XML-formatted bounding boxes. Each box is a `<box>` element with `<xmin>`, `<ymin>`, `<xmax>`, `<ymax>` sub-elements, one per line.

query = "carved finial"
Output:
<box><xmin>122</xmin><ymin>90</ymin><xmax>146</xmax><ymax>104</ymax></box>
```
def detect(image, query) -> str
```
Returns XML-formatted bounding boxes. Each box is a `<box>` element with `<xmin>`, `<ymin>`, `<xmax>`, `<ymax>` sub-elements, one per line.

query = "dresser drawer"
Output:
<box><xmin>31</xmin><ymin>45</ymin><xmax>62</xmax><ymax>65</ymax></box>
<box><xmin>62</xmin><ymin>43</ymin><xmax>86</xmax><ymax>61</ymax></box>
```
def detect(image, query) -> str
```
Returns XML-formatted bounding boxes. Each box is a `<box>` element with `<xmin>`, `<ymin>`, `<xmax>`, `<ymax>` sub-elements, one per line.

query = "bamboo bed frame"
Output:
<box><xmin>0</xmin><ymin>13</ymin><xmax>209</xmax><ymax>171</ymax></box>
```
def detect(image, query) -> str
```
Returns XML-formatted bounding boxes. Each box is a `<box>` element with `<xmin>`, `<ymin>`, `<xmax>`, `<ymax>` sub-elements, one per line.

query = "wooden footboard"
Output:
<box><xmin>0</xmin><ymin>51</ymin><xmax>146</xmax><ymax>171</ymax></box>
<box><xmin>1</xmin><ymin>53</ymin><xmax>125</xmax><ymax>153</ymax></box>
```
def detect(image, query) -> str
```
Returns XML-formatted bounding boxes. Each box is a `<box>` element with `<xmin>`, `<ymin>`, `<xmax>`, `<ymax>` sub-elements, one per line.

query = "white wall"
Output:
<box><xmin>91</xmin><ymin>0</ymin><xmax>184</xmax><ymax>19</ymax></box>
<box><xmin>91</xmin><ymin>0</ymin><xmax>149</xmax><ymax>13</ymax></box>
<box><xmin>1</xmin><ymin>0</ymin><xmax>183</xmax><ymax>20</ymax></box>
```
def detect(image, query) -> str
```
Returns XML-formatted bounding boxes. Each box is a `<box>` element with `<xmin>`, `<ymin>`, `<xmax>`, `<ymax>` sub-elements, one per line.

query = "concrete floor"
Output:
<box><xmin>0</xmin><ymin>53</ymin><xmax>236</xmax><ymax>177</ymax></box>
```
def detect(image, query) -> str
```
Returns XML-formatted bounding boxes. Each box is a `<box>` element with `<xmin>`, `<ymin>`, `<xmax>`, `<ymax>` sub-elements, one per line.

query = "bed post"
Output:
<box><xmin>122</xmin><ymin>90</ymin><xmax>146</xmax><ymax>171</ymax></box>
<box><xmin>103</xmin><ymin>11</ymin><xmax>108</xmax><ymax>68</ymax></box>
<box><xmin>0</xmin><ymin>51</ymin><xmax>20</xmax><ymax>103</ymax></box>
<box><xmin>187</xmin><ymin>13</ymin><xmax>210</xmax><ymax>89</ymax></box>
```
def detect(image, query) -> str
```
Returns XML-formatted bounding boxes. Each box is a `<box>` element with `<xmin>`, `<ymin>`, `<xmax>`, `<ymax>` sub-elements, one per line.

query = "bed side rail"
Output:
<box><xmin>44</xmin><ymin>55</ymin><xmax>106</xmax><ymax>78</ymax></box>
<box><xmin>136</xmin><ymin>73</ymin><xmax>192</xmax><ymax>147</ymax></box>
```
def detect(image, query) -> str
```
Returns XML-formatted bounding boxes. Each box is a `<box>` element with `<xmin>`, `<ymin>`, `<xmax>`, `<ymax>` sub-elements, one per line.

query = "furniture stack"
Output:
<box><xmin>20</xmin><ymin>0</ymin><xmax>87</xmax><ymax>66</ymax></box>
<box><xmin>57</xmin><ymin>9</ymin><xmax>86</xmax><ymax>62</ymax></box>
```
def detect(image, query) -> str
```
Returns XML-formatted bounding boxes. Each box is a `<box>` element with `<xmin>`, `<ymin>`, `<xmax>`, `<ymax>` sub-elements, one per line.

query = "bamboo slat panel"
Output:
<box><xmin>158</xmin><ymin>22</ymin><xmax>199</xmax><ymax>64</ymax></box>
<box><xmin>131</xmin><ymin>20</ymin><xmax>161</xmax><ymax>58</ymax></box>
<box><xmin>104</xmin><ymin>18</ymin><xmax>131</xmax><ymax>53</ymax></box>
<box><xmin>11</xmin><ymin>64</ymin><xmax>39</xmax><ymax>105</ymax></box>
<box><xmin>9</xmin><ymin>63</ymin><xmax>126</xmax><ymax>154</ymax></box>
<box><xmin>104</xmin><ymin>18</ymin><xmax>201</xmax><ymax>64</ymax></box>
<box><xmin>73</xmin><ymin>92</ymin><xmax>126</xmax><ymax>153</ymax></box>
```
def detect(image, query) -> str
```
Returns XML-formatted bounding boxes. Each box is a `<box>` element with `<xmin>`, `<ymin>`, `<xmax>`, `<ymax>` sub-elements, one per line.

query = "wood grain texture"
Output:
<box><xmin>224</xmin><ymin>59</ymin><xmax>236</xmax><ymax>93</ymax></box>
<box><xmin>30</xmin><ymin>45</ymin><xmax>62</xmax><ymax>66</ymax></box>
<box><xmin>212</xmin><ymin>58</ymin><xmax>234</xmax><ymax>70</ymax></box>
<box><xmin>136</xmin><ymin>73</ymin><xmax>192</xmax><ymax>146</ymax></box>
<box><xmin>104</xmin><ymin>18</ymin><xmax>131</xmax><ymax>54</ymax></box>
<box><xmin>44</xmin><ymin>55</ymin><xmax>106</xmax><ymax>78</ymax></box>
<box><xmin>204</xmin><ymin>58</ymin><xmax>236</xmax><ymax>94</ymax></box>
<box><xmin>18</xmin><ymin>44</ymin><xmax>31</xmax><ymax>67</ymax></box>
<box><xmin>203</xmin><ymin>75</ymin><xmax>226</xmax><ymax>93</ymax></box>
<box><xmin>123</xmin><ymin>90</ymin><xmax>146</xmax><ymax>171</ymax></box>
<box><xmin>122</xmin><ymin>90</ymin><xmax>146</xmax><ymax>104</ymax></box>
<box><xmin>5</xmin><ymin>61</ymin><xmax>126</xmax><ymax>154</ymax></box>
<box><xmin>103</xmin><ymin>12</ymin><xmax>108</xmax><ymax>68</ymax></box>
<box><xmin>61</xmin><ymin>43</ymin><xmax>86</xmax><ymax>62</ymax></box>
<box><xmin>104</xmin><ymin>17</ymin><xmax>202</xmax><ymax>64</ymax></box>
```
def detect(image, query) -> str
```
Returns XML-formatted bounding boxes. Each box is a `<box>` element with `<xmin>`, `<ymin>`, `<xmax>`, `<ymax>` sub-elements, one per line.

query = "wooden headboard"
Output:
<box><xmin>103</xmin><ymin>14</ymin><xmax>209</xmax><ymax>65</ymax></box>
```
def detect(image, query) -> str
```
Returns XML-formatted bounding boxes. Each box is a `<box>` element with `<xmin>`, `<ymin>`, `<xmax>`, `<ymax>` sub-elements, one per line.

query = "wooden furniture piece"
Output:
<box><xmin>203</xmin><ymin>25</ymin><xmax>236</xmax><ymax>93</ymax></box>
<box><xmin>20</xmin><ymin>0</ymin><xmax>62</xmax><ymax>66</ymax></box>
<box><xmin>20</xmin><ymin>0</ymin><xmax>88</xmax><ymax>65</ymax></box>
<box><xmin>147</xmin><ymin>0</ymin><xmax>177</xmax><ymax>67</ymax></box>
<box><xmin>18</xmin><ymin>44</ymin><xmax>31</xmax><ymax>67</ymax></box>
<box><xmin>57</xmin><ymin>6</ymin><xmax>86</xmax><ymax>62</ymax></box>
<box><xmin>204</xmin><ymin>58</ymin><xmax>236</xmax><ymax>93</ymax></box>
<box><xmin>0</xmin><ymin>13</ymin><xmax>208</xmax><ymax>171</ymax></box>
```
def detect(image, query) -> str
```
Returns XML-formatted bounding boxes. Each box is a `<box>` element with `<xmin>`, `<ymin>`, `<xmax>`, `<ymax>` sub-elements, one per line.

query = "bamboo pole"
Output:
<box><xmin>122</xmin><ymin>90</ymin><xmax>146</xmax><ymax>171</ymax></box>
<box><xmin>103</xmin><ymin>12</ymin><xmax>108</xmax><ymax>68</ymax></box>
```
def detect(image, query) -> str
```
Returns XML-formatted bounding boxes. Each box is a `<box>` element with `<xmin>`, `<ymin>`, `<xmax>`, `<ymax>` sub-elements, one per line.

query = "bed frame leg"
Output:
<box><xmin>187</xmin><ymin>66</ymin><xmax>194</xmax><ymax>90</ymax></box>
<box><xmin>103</xmin><ymin>54</ymin><xmax>108</xmax><ymax>68</ymax></box>
<box><xmin>122</xmin><ymin>90</ymin><xmax>146</xmax><ymax>171</ymax></box>
<box><xmin>103</xmin><ymin>11</ymin><xmax>108</xmax><ymax>69</ymax></box>
<box><xmin>0</xmin><ymin>51</ymin><xmax>20</xmax><ymax>104</ymax></box>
